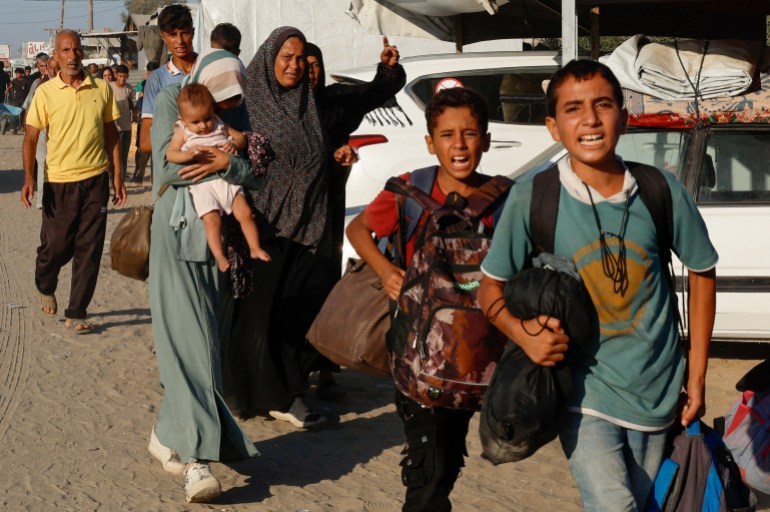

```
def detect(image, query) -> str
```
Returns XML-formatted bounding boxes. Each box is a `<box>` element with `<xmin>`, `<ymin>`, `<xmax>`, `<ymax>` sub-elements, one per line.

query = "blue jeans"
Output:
<box><xmin>559</xmin><ymin>412</ymin><xmax>669</xmax><ymax>512</ymax></box>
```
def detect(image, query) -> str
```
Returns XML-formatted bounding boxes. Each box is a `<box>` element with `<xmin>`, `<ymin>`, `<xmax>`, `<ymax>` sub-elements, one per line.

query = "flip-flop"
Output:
<box><xmin>40</xmin><ymin>293</ymin><xmax>57</xmax><ymax>316</ymax></box>
<box><xmin>64</xmin><ymin>319</ymin><xmax>95</xmax><ymax>335</ymax></box>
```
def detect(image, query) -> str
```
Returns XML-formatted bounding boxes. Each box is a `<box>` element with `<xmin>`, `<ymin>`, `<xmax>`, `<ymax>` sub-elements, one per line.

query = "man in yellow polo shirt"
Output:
<box><xmin>20</xmin><ymin>29</ymin><xmax>127</xmax><ymax>334</ymax></box>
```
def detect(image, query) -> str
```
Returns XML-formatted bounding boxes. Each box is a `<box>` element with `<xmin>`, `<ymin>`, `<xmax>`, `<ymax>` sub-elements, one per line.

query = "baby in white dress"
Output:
<box><xmin>166</xmin><ymin>83</ymin><xmax>270</xmax><ymax>271</ymax></box>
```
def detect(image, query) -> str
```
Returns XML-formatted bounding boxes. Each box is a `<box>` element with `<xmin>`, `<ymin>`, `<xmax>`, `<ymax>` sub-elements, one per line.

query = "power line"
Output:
<box><xmin>0</xmin><ymin>0</ymin><xmax>122</xmax><ymax>17</ymax></box>
<box><xmin>0</xmin><ymin>3</ymin><xmax>124</xmax><ymax>26</ymax></box>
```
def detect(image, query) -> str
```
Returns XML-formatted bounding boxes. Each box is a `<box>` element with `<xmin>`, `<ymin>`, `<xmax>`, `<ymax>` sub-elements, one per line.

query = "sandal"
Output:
<box><xmin>64</xmin><ymin>318</ymin><xmax>95</xmax><ymax>335</ymax></box>
<box><xmin>40</xmin><ymin>293</ymin><xmax>57</xmax><ymax>316</ymax></box>
<box><xmin>269</xmin><ymin>397</ymin><xmax>326</xmax><ymax>429</ymax></box>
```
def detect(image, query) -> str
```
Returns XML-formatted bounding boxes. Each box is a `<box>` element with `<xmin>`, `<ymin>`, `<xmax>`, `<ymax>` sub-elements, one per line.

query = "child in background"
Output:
<box><xmin>210</xmin><ymin>22</ymin><xmax>241</xmax><ymax>56</ymax></box>
<box><xmin>346</xmin><ymin>87</ymin><xmax>498</xmax><ymax>512</ymax></box>
<box><xmin>478</xmin><ymin>60</ymin><xmax>718</xmax><ymax>511</ymax></box>
<box><xmin>110</xmin><ymin>64</ymin><xmax>133</xmax><ymax>181</ymax></box>
<box><xmin>132</xmin><ymin>61</ymin><xmax>160</xmax><ymax>184</ymax></box>
<box><xmin>166</xmin><ymin>83</ymin><xmax>270</xmax><ymax>271</ymax></box>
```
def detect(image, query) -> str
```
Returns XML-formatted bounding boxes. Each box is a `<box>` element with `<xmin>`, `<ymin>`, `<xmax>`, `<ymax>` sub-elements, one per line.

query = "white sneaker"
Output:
<box><xmin>184</xmin><ymin>460</ymin><xmax>222</xmax><ymax>503</ymax></box>
<box><xmin>269</xmin><ymin>397</ymin><xmax>326</xmax><ymax>429</ymax></box>
<box><xmin>148</xmin><ymin>427</ymin><xmax>186</xmax><ymax>475</ymax></box>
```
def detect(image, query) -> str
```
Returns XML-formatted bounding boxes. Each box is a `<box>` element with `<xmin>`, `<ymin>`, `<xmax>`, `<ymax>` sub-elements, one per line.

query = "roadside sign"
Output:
<box><xmin>24</xmin><ymin>42</ymin><xmax>53</xmax><ymax>59</ymax></box>
<box><xmin>0</xmin><ymin>45</ymin><xmax>10</xmax><ymax>67</ymax></box>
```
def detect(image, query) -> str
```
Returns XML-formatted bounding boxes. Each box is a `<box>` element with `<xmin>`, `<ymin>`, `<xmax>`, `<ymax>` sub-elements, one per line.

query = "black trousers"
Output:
<box><xmin>395</xmin><ymin>391</ymin><xmax>474</xmax><ymax>512</ymax></box>
<box><xmin>35</xmin><ymin>172</ymin><xmax>109</xmax><ymax>319</ymax></box>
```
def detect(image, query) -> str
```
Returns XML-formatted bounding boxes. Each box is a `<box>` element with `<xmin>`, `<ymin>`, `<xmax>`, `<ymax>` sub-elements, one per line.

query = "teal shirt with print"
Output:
<box><xmin>481</xmin><ymin>161</ymin><xmax>718</xmax><ymax>429</ymax></box>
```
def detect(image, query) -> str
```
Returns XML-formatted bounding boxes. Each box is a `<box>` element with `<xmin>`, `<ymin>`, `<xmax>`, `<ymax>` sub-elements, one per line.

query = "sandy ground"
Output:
<box><xmin>0</xmin><ymin>131</ymin><xmax>768</xmax><ymax>512</ymax></box>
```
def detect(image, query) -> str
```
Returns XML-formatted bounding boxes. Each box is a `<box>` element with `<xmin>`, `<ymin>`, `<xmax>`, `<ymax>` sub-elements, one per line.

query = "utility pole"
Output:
<box><xmin>88</xmin><ymin>0</ymin><xmax>94</xmax><ymax>31</ymax></box>
<box><xmin>562</xmin><ymin>0</ymin><xmax>578</xmax><ymax>63</ymax></box>
<box><xmin>60</xmin><ymin>0</ymin><xmax>65</xmax><ymax>30</ymax></box>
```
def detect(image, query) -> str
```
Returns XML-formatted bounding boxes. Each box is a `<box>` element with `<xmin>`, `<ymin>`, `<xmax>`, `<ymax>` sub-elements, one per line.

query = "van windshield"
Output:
<box><xmin>616</xmin><ymin>129</ymin><xmax>693</xmax><ymax>182</ymax></box>
<box><xmin>619</xmin><ymin>127</ymin><xmax>770</xmax><ymax>204</ymax></box>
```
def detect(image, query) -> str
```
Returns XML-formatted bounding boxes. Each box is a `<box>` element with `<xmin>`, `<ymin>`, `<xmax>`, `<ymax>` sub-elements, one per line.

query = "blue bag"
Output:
<box><xmin>648</xmin><ymin>420</ymin><xmax>757</xmax><ymax>512</ymax></box>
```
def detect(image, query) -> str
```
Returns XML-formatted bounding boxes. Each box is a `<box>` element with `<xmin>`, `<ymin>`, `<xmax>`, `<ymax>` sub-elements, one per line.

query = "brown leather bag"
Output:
<box><xmin>110</xmin><ymin>205</ymin><xmax>153</xmax><ymax>281</ymax></box>
<box><xmin>110</xmin><ymin>185</ymin><xmax>168</xmax><ymax>281</ymax></box>
<box><xmin>306</xmin><ymin>258</ymin><xmax>391</xmax><ymax>377</ymax></box>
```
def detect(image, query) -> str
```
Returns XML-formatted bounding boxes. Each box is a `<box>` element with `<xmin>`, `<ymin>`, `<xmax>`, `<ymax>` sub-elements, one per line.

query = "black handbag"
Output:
<box><xmin>480</xmin><ymin>254</ymin><xmax>597</xmax><ymax>464</ymax></box>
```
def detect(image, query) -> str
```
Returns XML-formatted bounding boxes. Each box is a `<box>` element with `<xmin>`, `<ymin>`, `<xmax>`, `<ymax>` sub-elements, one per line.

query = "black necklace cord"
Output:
<box><xmin>583</xmin><ymin>182</ymin><xmax>630</xmax><ymax>296</ymax></box>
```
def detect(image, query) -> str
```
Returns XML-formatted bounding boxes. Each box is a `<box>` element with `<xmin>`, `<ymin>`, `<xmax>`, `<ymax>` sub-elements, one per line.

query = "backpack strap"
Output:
<box><xmin>530</xmin><ymin>164</ymin><xmax>561</xmax><ymax>255</ymax></box>
<box><xmin>530</xmin><ymin>161</ymin><xmax>675</xmax><ymax>267</ymax></box>
<box><xmin>385</xmin><ymin>166</ymin><xmax>441</xmax><ymax>241</ymax></box>
<box><xmin>626</xmin><ymin>162</ymin><xmax>676</xmax><ymax>267</ymax></box>
<box><xmin>625</xmin><ymin>162</ymin><xmax>683</xmax><ymax>343</ymax></box>
<box><xmin>464</xmin><ymin>175</ymin><xmax>514</xmax><ymax>222</ymax></box>
<box><xmin>405</xmin><ymin>166</ymin><xmax>437</xmax><ymax>240</ymax></box>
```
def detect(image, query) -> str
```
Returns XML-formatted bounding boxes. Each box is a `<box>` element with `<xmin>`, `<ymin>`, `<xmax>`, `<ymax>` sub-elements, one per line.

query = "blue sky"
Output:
<box><xmin>0</xmin><ymin>0</ymin><xmax>126</xmax><ymax>57</ymax></box>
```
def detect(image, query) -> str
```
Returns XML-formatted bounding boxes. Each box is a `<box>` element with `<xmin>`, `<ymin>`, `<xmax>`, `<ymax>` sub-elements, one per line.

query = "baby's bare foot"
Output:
<box><xmin>251</xmin><ymin>248</ymin><xmax>272</xmax><ymax>262</ymax></box>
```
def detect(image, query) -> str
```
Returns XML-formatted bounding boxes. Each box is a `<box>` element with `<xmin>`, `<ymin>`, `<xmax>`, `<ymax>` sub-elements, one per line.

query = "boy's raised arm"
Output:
<box><xmin>478</xmin><ymin>275</ymin><xmax>570</xmax><ymax>366</ymax></box>
<box><xmin>346</xmin><ymin>212</ymin><xmax>404</xmax><ymax>300</ymax></box>
<box><xmin>680</xmin><ymin>267</ymin><xmax>716</xmax><ymax>426</ymax></box>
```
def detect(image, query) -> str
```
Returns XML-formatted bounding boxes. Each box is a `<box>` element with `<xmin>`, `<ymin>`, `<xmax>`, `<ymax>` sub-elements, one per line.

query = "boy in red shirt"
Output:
<box><xmin>346</xmin><ymin>87</ymin><xmax>496</xmax><ymax>512</ymax></box>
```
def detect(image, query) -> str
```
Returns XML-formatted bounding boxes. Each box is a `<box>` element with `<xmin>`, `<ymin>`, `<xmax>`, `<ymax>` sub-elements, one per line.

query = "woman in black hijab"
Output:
<box><xmin>304</xmin><ymin>38</ymin><xmax>406</xmax><ymax>394</ymax></box>
<box><xmin>222</xmin><ymin>27</ymin><xmax>333</xmax><ymax>428</ymax></box>
<box><xmin>305</xmin><ymin>36</ymin><xmax>404</xmax><ymax>154</ymax></box>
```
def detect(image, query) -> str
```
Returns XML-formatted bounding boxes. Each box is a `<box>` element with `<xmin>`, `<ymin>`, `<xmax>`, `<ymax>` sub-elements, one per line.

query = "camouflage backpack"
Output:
<box><xmin>384</xmin><ymin>168</ymin><xmax>513</xmax><ymax>411</ymax></box>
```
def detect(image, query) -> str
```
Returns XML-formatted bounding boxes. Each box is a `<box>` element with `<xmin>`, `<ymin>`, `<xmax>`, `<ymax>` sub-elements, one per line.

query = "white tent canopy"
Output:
<box><xmin>197</xmin><ymin>0</ymin><xmax>521</xmax><ymax>72</ymax></box>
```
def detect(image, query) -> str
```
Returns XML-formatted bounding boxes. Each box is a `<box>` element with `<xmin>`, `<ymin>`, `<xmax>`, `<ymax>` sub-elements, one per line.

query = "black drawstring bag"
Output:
<box><xmin>480</xmin><ymin>254</ymin><xmax>598</xmax><ymax>465</ymax></box>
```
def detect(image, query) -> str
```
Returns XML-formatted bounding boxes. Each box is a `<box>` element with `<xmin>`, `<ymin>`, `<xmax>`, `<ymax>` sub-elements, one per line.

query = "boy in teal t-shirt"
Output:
<box><xmin>478</xmin><ymin>60</ymin><xmax>718</xmax><ymax>511</ymax></box>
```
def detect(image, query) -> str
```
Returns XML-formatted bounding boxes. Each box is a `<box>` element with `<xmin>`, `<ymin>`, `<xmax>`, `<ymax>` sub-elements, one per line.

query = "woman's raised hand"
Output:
<box><xmin>178</xmin><ymin>146</ymin><xmax>231</xmax><ymax>182</ymax></box>
<box><xmin>380</xmin><ymin>36</ymin><xmax>399</xmax><ymax>68</ymax></box>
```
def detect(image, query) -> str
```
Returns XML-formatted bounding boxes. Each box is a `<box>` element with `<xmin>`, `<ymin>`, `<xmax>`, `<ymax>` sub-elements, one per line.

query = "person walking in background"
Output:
<box><xmin>28</xmin><ymin>52</ymin><xmax>48</xmax><ymax>82</ymax></box>
<box><xmin>0</xmin><ymin>62</ymin><xmax>11</xmax><ymax>104</ymax></box>
<box><xmin>100</xmin><ymin>67</ymin><xmax>115</xmax><ymax>82</ymax></box>
<box><xmin>132</xmin><ymin>61</ymin><xmax>159</xmax><ymax>184</ymax></box>
<box><xmin>209</xmin><ymin>22</ymin><xmax>241</xmax><ymax>56</ymax></box>
<box><xmin>20</xmin><ymin>29</ymin><xmax>126</xmax><ymax>334</ymax></box>
<box><xmin>8</xmin><ymin>67</ymin><xmax>32</xmax><ymax>106</ymax></box>
<box><xmin>7</xmin><ymin>67</ymin><xmax>31</xmax><ymax>133</ymax></box>
<box><xmin>139</xmin><ymin>3</ymin><xmax>197</xmax><ymax>154</ymax></box>
<box><xmin>22</xmin><ymin>56</ymin><xmax>58</xmax><ymax>209</ymax></box>
<box><xmin>109</xmin><ymin>64</ymin><xmax>133</xmax><ymax>182</ymax></box>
